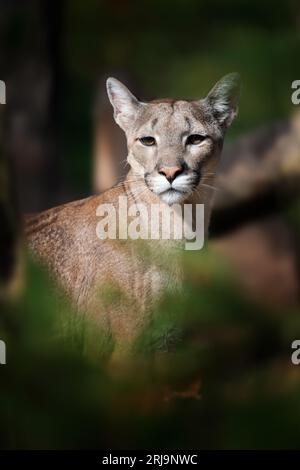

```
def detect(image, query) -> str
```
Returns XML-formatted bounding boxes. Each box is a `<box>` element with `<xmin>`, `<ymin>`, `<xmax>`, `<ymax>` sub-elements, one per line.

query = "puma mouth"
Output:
<box><xmin>160</xmin><ymin>188</ymin><xmax>184</xmax><ymax>196</ymax></box>
<box><xmin>158</xmin><ymin>187</ymin><xmax>187</xmax><ymax>205</ymax></box>
<box><xmin>144</xmin><ymin>172</ymin><xmax>197</xmax><ymax>204</ymax></box>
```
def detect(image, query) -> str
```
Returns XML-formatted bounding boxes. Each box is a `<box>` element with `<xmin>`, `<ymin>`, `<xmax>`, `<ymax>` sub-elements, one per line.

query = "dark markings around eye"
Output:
<box><xmin>151</xmin><ymin>118</ymin><xmax>158</xmax><ymax>130</ymax></box>
<box><xmin>185</xmin><ymin>116</ymin><xmax>191</xmax><ymax>131</ymax></box>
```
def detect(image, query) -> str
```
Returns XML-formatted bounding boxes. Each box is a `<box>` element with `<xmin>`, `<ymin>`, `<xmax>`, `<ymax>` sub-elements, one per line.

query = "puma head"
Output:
<box><xmin>106</xmin><ymin>73</ymin><xmax>240</xmax><ymax>205</ymax></box>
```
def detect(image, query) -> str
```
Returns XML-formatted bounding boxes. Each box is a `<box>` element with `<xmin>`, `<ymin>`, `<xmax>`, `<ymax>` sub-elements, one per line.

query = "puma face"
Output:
<box><xmin>107</xmin><ymin>74</ymin><xmax>240</xmax><ymax>205</ymax></box>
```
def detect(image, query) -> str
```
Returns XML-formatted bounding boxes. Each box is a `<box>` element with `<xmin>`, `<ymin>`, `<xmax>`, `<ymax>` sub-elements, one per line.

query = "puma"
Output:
<box><xmin>25</xmin><ymin>74</ymin><xmax>240</xmax><ymax>356</ymax></box>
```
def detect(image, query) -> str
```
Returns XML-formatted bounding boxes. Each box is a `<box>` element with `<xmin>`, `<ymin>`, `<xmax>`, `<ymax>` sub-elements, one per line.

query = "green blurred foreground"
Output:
<box><xmin>1</xmin><ymin>212</ymin><xmax>300</xmax><ymax>449</ymax></box>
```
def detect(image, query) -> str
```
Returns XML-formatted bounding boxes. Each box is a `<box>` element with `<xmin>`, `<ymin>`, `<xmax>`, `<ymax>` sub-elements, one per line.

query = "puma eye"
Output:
<box><xmin>186</xmin><ymin>134</ymin><xmax>206</xmax><ymax>145</ymax></box>
<box><xmin>139</xmin><ymin>136</ymin><xmax>156</xmax><ymax>146</ymax></box>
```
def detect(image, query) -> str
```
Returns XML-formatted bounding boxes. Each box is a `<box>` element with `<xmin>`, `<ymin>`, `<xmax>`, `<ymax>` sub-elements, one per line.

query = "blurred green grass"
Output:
<box><xmin>1</xmin><ymin>232</ymin><xmax>300</xmax><ymax>449</ymax></box>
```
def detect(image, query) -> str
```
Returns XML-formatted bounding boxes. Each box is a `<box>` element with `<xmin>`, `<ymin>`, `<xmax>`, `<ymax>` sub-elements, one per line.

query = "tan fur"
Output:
<box><xmin>25</xmin><ymin>74</ymin><xmax>240</xmax><ymax>355</ymax></box>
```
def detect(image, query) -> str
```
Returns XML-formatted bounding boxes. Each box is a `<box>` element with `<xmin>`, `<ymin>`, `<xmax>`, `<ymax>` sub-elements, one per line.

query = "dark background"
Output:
<box><xmin>1</xmin><ymin>0</ymin><xmax>299</xmax><ymax>210</ymax></box>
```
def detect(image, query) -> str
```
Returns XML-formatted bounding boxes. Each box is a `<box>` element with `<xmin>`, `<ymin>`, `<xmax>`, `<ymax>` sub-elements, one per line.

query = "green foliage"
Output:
<box><xmin>1</xmin><ymin>235</ymin><xmax>300</xmax><ymax>449</ymax></box>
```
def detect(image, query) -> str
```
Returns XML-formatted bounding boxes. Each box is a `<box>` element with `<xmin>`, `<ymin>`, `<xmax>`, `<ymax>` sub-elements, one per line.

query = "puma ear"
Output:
<box><xmin>106</xmin><ymin>77</ymin><xmax>142</xmax><ymax>131</ymax></box>
<box><xmin>204</xmin><ymin>73</ymin><xmax>241</xmax><ymax>128</ymax></box>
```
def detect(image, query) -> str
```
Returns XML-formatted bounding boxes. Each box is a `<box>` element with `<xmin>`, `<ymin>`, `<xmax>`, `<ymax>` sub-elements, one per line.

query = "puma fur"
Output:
<box><xmin>25</xmin><ymin>74</ymin><xmax>240</xmax><ymax>354</ymax></box>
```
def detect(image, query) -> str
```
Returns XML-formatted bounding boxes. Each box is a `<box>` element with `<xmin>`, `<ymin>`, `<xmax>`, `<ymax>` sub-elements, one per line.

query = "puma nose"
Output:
<box><xmin>158</xmin><ymin>166</ymin><xmax>184</xmax><ymax>183</ymax></box>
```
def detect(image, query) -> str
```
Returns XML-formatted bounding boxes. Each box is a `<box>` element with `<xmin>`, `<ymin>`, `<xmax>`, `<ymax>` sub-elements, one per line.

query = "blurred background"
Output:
<box><xmin>1</xmin><ymin>0</ymin><xmax>300</xmax><ymax>450</ymax></box>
